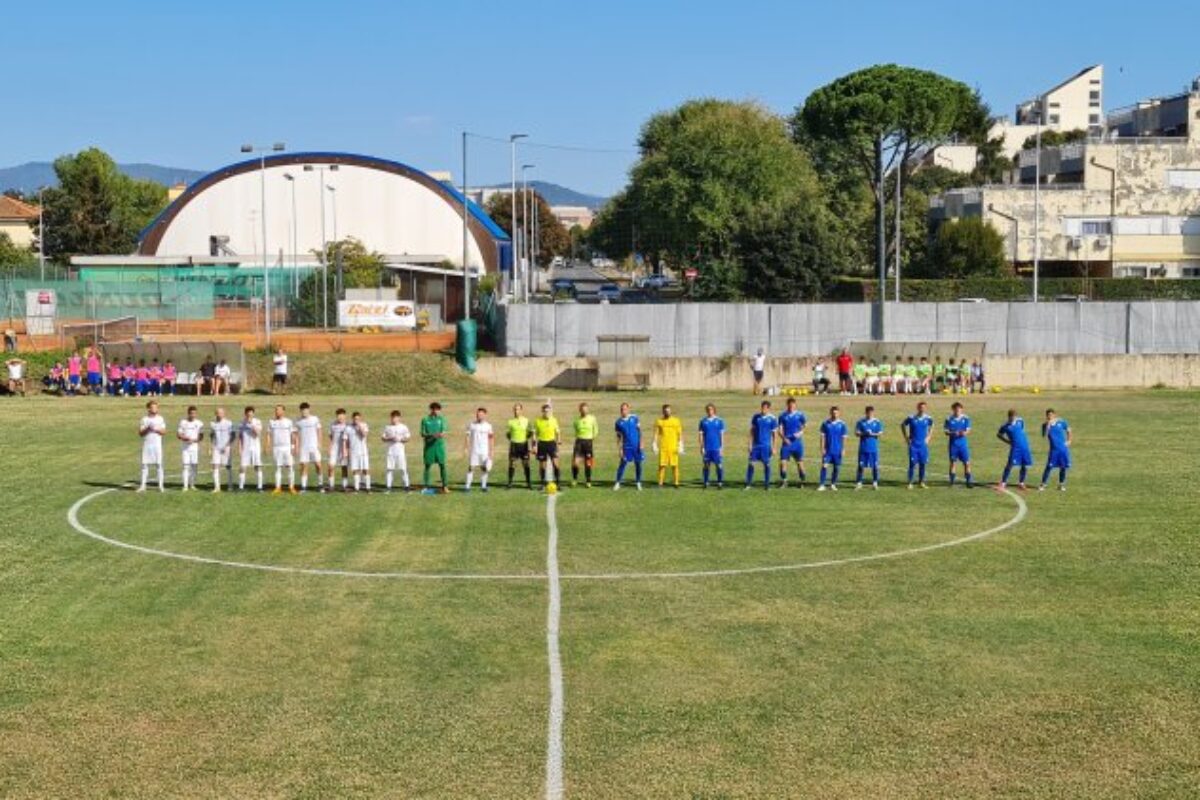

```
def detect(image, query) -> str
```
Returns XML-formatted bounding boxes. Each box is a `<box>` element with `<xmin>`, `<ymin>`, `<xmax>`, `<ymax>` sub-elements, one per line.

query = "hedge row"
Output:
<box><xmin>827</xmin><ymin>277</ymin><xmax>1200</xmax><ymax>302</ymax></box>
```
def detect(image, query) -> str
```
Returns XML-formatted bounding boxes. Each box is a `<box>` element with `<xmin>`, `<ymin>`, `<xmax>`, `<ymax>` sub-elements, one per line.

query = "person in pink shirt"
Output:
<box><xmin>162</xmin><ymin>360</ymin><xmax>177</xmax><ymax>396</ymax></box>
<box><xmin>85</xmin><ymin>349</ymin><xmax>103</xmax><ymax>395</ymax></box>
<box><xmin>148</xmin><ymin>359</ymin><xmax>163</xmax><ymax>396</ymax></box>
<box><xmin>122</xmin><ymin>360</ymin><xmax>136</xmax><ymax>396</ymax></box>
<box><xmin>48</xmin><ymin>362</ymin><xmax>67</xmax><ymax>394</ymax></box>
<box><xmin>135</xmin><ymin>360</ymin><xmax>150</xmax><ymax>397</ymax></box>
<box><xmin>67</xmin><ymin>353</ymin><xmax>83</xmax><ymax>396</ymax></box>
<box><xmin>107</xmin><ymin>360</ymin><xmax>122</xmax><ymax>396</ymax></box>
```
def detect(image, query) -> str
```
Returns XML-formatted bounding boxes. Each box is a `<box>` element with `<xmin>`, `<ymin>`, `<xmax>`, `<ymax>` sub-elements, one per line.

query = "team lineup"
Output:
<box><xmin>133</xmin><ymin>397</ymin><xmax>1075</xmax><ymax>495</ymax></box>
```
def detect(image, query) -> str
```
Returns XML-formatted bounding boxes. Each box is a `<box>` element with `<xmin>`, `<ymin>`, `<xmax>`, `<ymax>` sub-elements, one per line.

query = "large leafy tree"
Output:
<box><xmin>919</xmin><ymin>217</ymin><xmax>1008</xmax><ymax>279</ymax></box>
<box><xmin>484</xmin><ymin>191</ymin><xmax>569</xmax><ymax>265</ymax></box>
<box><xmin>37</xmin><ymin>148</ymin><xmax>167</xmax><ymax>259</ymax></box>
<box><xmin>591</xmin><ymin>99</ymin><xmax>827</xmax><ymax>271</ymax></box>
<box><xmin>795</xmin><ymin>66</ymin><xmax>985</xmax><ymax>306</ymax></box>
<box><xmin>0</xmin><ymin>232</ymin><xmax>36</xmax><ymax>271</ymax></box>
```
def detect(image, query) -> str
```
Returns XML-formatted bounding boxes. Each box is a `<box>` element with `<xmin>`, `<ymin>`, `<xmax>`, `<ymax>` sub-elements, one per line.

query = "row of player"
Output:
<box><xmin>133</xmin><ymin>398</ymin><xmax>1074</xmax><ymax>494</ymax></box>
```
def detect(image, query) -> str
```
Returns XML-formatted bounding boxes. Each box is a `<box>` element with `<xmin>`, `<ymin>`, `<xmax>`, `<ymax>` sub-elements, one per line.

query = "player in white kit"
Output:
<box><xmin>464</xmin><ymin>407</ymin><xmax>495</xmax><ymax>492</ymax></box>
<box><xmin>295</xmin><ymin>402</ymin><xmax>324</xmax><ymax>492</ymax></box>
<box><xmin>176</xmin><ymin>405</ymin><xmax>205</xmax><ymax>491</ymax></box>
<box><xmin>137</xmin><ymin>400</ymin><xmax>167</xmax><ymax>492</ymax></box>
<box><xmin>327</xmin><ymin>408</ymin><xmax>350</xmax><ymax>492</ymax></box>
<box><xmin>269</xmin><ymin>404</ymin><xmax>298</xmax><ymax>494</ymax></box>
<box><xmin>210</xmin><ymin>407</ymin><xmax>234</xmax><ymax>493</ymax></box>
<box><xmin>381</xmin><ymin>409</ymin><xmax>411</xmax><ymax>492</ymax></box>
<box><xmin>237</xmin><ymin>405</ymin><xmax>264</xmax><ymax>491</ymax></box>
<box><xmin>348</xmin><ymin>411</ymin><xmax>372</xmax><ymax>492</ymax></box>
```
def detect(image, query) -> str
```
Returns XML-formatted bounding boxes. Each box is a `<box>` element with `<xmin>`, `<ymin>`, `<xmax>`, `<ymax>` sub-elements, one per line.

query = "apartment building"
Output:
<box><xmin>930</xmin><ymin>81</ymin><xmax>1200</xmax><ymax>279</ymax></box>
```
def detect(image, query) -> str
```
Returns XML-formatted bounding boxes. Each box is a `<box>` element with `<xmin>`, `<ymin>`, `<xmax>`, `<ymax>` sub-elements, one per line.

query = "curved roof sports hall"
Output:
<box><xmin>136</xmin><ymin>152</ymin><xmax>510</xmax><ymax>272</ymax></box>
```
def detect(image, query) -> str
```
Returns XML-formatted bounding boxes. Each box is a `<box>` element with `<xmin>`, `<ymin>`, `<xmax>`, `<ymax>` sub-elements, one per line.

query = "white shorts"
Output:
<box><xmin>469</xmin><ymin>452</ymin><xmax>492</xmax><ymax>470</ymax></box>
<box><xmin>329</xmin><ymin>450</ymin><xmax>347</xmax><ymax>468</ymax></box>
<box><xmin>299</xmin><ymin>446</ymin><xmax>322</xmax><ymax>465</ymax></box>
<box><xmin>181</xmin><ymin>445</ymin><xmax>200</xmax><ymax>466</ymax></box>
<box><xmin>142</xmin><ymin>445</ymin><xmax>162</xmax><ymax>466</ymax></box>
<box><xmin>350</xmin><ymin>452</ymin><xmax>370</xmax><ymax>472</ymax></box>
<box><xmin>273</xmin><ymin>447</ymin><xmax>294</xmax><ymax>467</ymax></box>
<box><xmin>241</xmin><ymin>447</ymin><xmax>262</xmax><ymax>468</ymax></box>
<box><xmin>386</xmin><ymin>452</ymin><xmax>407</xmax><ymax>471</ymax></box>
<box><xmin>212</xmin><ymin>447</ymin><xmax>231</xmax><ymax>467</ymax></box>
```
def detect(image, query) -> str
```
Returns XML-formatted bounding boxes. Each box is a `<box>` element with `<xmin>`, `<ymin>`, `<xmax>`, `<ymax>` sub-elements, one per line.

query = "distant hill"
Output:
<box><xmin>0</xmin><ymin>162</ymin><xmax>206</xmax><ymax>194</ymax></box>
<box><xmin>487</xmin><ymin>180</ymin><xmax>608</xmax><ymax>210</ymax></box>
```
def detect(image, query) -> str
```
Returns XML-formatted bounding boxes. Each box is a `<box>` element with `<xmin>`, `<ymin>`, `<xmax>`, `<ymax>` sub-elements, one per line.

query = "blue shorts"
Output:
<box><xmin>749</xmin><ymin>445</ymin><xmax>772</xmax><ymax>464</ymax></box>
<box><xmin>1008</xmin><ymin>447</ymin><xmax>1034</xmax><ymax>467</ymax></box>
<box><xmin>949</xmin><ymin>440</ymin><xmax>971</xmax><ymax>463</ymax></box>
<box><xmin>87</xmin><ymin>371</ymin><xmax>101</xmax><ymax>386</ymax></box>
<box><xmin>703</xmin><ymin>448</ymin><xmax>722</xmax><ymax>465</ymax></box>
<box><xmin>858</xmin><ymin>451</ymin><xmax>879</xmax><ymax>469</ymax></box>
<box><xmin>69</xmin><ymin>375</ymin><xmax>80</xmax><ymax>386</ymax></box>
<box><xmin>909</xmin><ymin>446</ymin><xmax>929</xmax><ymax>466</ymax></box>
<box><xmin>621</xmin><ymin>447</ymin><xmax>644</xmax><ymax>464</ymax></box>
<box><xmin>780</xmin><ymin>440</ymin><xmax>804</xmax><ymax>461</ymax></box>
<box><xmin>822</xmin><ymin>452</ymin><xmax>843</xmax><ymax>466</ymax></box>
<box><xmin>135</xmin><ymin>380</ymin><xmax>148</xmax><ymax>395</ymax></box>
<box><xmin>1047</xmin><ymin>448</ymin><xmax>1071</xmax><ymax>469</ymax></box>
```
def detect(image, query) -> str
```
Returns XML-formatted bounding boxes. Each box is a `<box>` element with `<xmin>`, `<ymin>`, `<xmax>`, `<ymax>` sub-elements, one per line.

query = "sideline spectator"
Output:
<box><xmin>272</xmin><ymin>348</ymin><xmax>289</xmax><ymax>395</ymax></box>
<box><xmin>107</xmin><ymin>360</ymin><xmax>122</xmax><ymax>396</ymax></box>
<box><xmin>214</xmin><ymin>359</ymin><xmax>232</xmax><ymax>395</ymax></box>
<box><xmin>6</xmin><ymin>357</ymin><xmax>27</xmax><ymax>396</ymax></box>
<box><xmin>751</xmin><ymin>348</ymin><xmax>766</xmax><ymax>395</ymax></box>
<box><xmin>198</xmin><ymin>357</ymin><xmax>216</xmax><ymax>396</ymax></box>
<box><xmin>67</xmin><ymin>351</ymin><xmax>82</xmax><ymax>396</ymax></box>
<box><xmin>45</xmin><ymin>362</ymin><xmax>67</xmax><ymax>394</ymax></box>
<box><xmin>3</xmin><ymin>329</ymin><xmax>16</xmax><ymax>353</ymax></box>
<box><xmin>163</xmin><ymin>360</ymin><xmax>177</xmax><ymax>396</ymax></box>
<box><xmin>970</xmin><ymin>359</ymin><xmax>986</xmax><ymax>394</ymax></box>
<box><xmin>812</xmin><ymin>358</ymin><xmax>830</xmax><ymax>395</ymax></box>
<box><xmin>836</xmin><ymin>349</ymin><xmax>853</xmax><ymax>395</ymax></box>
<box><xmin>85</xmin><ymin>348</ymin><xmax>103</xmax><ymax>395</ymax></box>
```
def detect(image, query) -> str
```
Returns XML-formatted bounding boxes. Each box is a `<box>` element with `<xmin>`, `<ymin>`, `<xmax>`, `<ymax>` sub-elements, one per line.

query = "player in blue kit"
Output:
<box><xmin>854</xmin><ymin>405</ymin><xmax>883</xmax><ymax>490</ymax></box>
<box><xmin>698</xmin><ymin>404</ymin><xmax>726</xmax><ymax>489</ymax></box>
<box><xmin>777</xmin><ymin>396</ymin><xmax>807</xmax><ymax>488</ymax></box>
<box><xmin>613</xmin><ymin>402</ymin><xmax>644</xmax><ymax>491</ymax></box>
<box><xmin>997</xmin><ymin>409</ymin><xmax>1034</xmax><ymax>490</ymax></box>
<box><xmin>900</xmin><ymin>400</ymin><xmax>934</xmax><ymax>489</ymax></box>
<box><xmin>817</xmin><ymin>406</ymin><xmax>849</xmax><ymax>491</ymax></box>
<box><xmin>745</xmin><ymin>400</ymin><xmax>778</xmax><ymax>490</ymax></box>
<box><xmin>1040</xmin><ymin>408</ymin><xmax>1072</xmax><ymax>492</ymax></box>
<box><xmin>944</xmin><ymin>401</ymin><xmax>974</xmax><ymax>488</ymax></box>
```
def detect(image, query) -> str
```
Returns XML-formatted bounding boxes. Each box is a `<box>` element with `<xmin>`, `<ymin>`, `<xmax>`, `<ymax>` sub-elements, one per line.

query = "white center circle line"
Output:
<box><xmin>66</xmin><ymin>484</ymin><xmax>1028</xmax><ymax>581</ymax></box>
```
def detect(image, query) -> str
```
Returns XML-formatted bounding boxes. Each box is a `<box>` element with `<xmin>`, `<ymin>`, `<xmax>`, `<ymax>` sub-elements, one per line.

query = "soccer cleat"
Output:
<box><xmin>717</xmin><ymin>482</ymin><xmax>724</xmax><ymax>490</ymax></box>
<box><xmin>1059</xmin><ymin>485</ymin><xmax>1066</xmax><ymax>492</ymax></box>
<box><xmin>136</xmin><ymin>486</ymin><xmax>146</xmax><ymax>493</ymax></box>
<box><xmin>1017</xmin><ymin>483</ymin><xmax>1027</xmax><ymax>491</ymax></box>
<box><xmin>463</xmin><ymin>487</ymin><xmax>471</xmax><ymax>493</ymax></box>
<box><xmin>998</xmin><ymin>482</ymin><xmax>1007</xmax><ymax>490</ymax></box>
<box><xmin>612</xmin><ymin>483</ymin><xmax>621</xmax><ymax>492</ymax></box>
<box><xmin>744</xmin><ymin>485</ymin><xmax>752</xmax><ymax>491</ymax></box>
<box><xmin>907</xmin><ymin>483</ymin><xmax>914</xmax><ymax>490</ymax></box>
<box><xmin>212</xmin><ymin>487</ymin><xmax>221</xmax><ymax>494</ymax></box>
<box><xmin>854</xmin><ymin>483</ymin><xmax>863</xmax><ymax>491</ymax></box>
<box><xmin>636</xmin><ymin>483</ymin><xmax>643</xmax><ymax>491</ymax></box>
<box><xmin>920</xmin><ymin>482</ymin><xmax>929</xmax><ymax>489</ymax></box>
<box><xmin>481</xmin><ymin>487</ymin><xmax>489</xmax><ymax>493</ymax></box>
<box><xmin>830</xmin><ymin>484</ymin><xmax>839</xmax><ymax>492</ymax></box>
<box><xmin>585</xmin><ymin>482</ymin><xmax>592</xmax><ymax>489</ymax></box>
<box><xmin>289</xmin><ymin>487</ymin><xmax>298</xmax><ymax>495</ymax></box>
<box><xmin>1038</xmin><ymin>485</ymin><xmax>1046</xmax><ymax>492</ymax></box>
<box><xmin>872</xmin><ymin>483</ymin><xmax>879</xmax><ymax>490</ymax></box>
<box><xmin>272</xmin><ymin>487</ymin><xmax>283</xmax><ymax>495</ymax></box>
<box><xmin>441</xmin><ymin>487</ymin><xmax>450</xmax><ymax>494</ymax></box>
<box><xmin>817</xmin><ymin>485</ymin><xmax>827</xmax><ymax>492</ymax></box>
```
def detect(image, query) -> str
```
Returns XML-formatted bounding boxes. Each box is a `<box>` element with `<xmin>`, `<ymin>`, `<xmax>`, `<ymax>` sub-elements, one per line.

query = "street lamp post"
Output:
<box><xmin>509</xmin><ymin>134</ymin><xmax>527</xmax><ymax>301</ymax></box>
<box><xmin>283</xmin><ymin>173</ymin><xmax>298</xmax><ymax>298</ymax></box>
<box><xmin>1033</xmin><ymin>101</ymin><xmax>1042</xmax><ymax>303</ymax></box>
<box><xmin>241</xmin><ymin>142</ymin><xmax>285</xmax><ymax>345</ymax></box>
<box><xmin>522</xmin><ymin>164</ymin><xmax>535</xmax><ymax>300</ymax></box>
<box><xmin>302</xmin><ymin>163</ymin><xmax>338</xmax><ymax>328</ymax></box>
<box><xmin>37</xmin><ymin>187</ymin><xmax>45</xmax><ymax>282</ymax></box>
<box><xmin>462</xmin><ymin>132</ymin><xmax>470</xmax><ymax>321</ymax></box>
<box><xmin>327</xmin><ymin>185</ymin><xmax>340</xmax><ymax>300</ymax></box>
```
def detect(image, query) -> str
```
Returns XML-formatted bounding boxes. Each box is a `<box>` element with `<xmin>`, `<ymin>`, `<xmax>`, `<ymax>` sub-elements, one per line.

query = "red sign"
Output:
<box><xmin>37</xmin><ymin>291</ymin><xmax>52</xmax><ymax>304</ymax></box>
<box><xmin>684</xmin><ymin>268</ymin><xmax>699</xmax><ymax>280</ymax></box>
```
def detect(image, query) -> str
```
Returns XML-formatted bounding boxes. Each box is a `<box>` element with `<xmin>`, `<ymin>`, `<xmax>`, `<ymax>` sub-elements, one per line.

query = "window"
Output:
<box><xmin>1090</xmin><ymin>90</ymin><xmax>1101</xmax><ymax>101</ymax></box>
<box><xmin>1081</xmin><ymin>220</ymin><xmax>1111</xmax><ymax>236</ymax></box>
<box><xmin>1182</xmin><ymin>267</ymin><xmax>1200</xmax><ymax>278</ymax></box>
<box><xmin>1089</xmin><ymin>114</ymin><xmax>1101</xmax><ymax>124</ymax></box>
<box><xmin>1048</xmin><ymin>101</ymin><xmax>1061</xmax><ymax>108</ymax></box>
<box><xmin>1167</xmin><ymin>169</ymin><xmax>1200</xmax><ymax>189</ymax></box>
<box><xmin>1049</xmin><ymin>114</ymin><xmax>1060</xmax><ymax>125</ymax></box>
<box><xmin>1116</xmin><ymin>266</ymin><xmax>1149</xmax><ymax>278</ymax></box>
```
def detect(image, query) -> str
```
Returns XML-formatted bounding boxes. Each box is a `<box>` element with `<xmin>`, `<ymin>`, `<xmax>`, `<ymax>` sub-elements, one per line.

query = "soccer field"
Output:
<box><xmin>1</xmin><ymin>389</ymin><xmax>1197</xmax><ymax>798</ymax></box>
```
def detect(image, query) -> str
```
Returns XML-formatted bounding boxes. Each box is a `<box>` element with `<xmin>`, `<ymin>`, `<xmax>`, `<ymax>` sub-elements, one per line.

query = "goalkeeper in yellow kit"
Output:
<box><xmin>653</xmin><ymin>403</ymin><xmax>684</xmax><ymax>488</ymax></box>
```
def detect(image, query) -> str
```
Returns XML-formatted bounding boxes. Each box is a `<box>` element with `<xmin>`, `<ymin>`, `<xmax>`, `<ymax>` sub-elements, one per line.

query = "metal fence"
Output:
<box><xmin>499</xmin><ymin>301</ymin><xmax>1200</xmax><ymax>357</ymax></box>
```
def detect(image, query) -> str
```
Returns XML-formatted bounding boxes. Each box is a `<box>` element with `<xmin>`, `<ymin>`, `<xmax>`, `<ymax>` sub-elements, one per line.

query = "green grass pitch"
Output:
<box><xmin>1</xmin><ymin>389</ymin><xmax>1197</xmax><ymax>798</ymax></box>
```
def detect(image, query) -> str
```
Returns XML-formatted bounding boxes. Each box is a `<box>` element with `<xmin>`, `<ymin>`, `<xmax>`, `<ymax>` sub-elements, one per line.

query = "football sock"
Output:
<box><xmin>673</xmin><ymin>466</ymin><xmax>680</xmax><ymax>487</ymax></box>
<box><xmin>239</xmin><ymin>471</ymin><xmax>246</xmax><ymax>490</ymax></box>
<box><xmin>762</xmin><ymin>464</ymin><xmax>770</xmax><ymax>487</ymax></box>
<box><xmin>401</xmin><ymin>469</ymin><xmax>410</xmax><ymax>489</ymax></box>
<box><xmin>353</xmin><ymin>474</ymin><xmax>361</xmax><ymax>491</ymax></box>
<box><xmin>872</xmin><ymin>467</ymin><xmax>880</xmax><ymax>484</ymax></box>
<box><xmin>908</xmin><ymin>462</ymin><xmax>916</xmax><ymax>483</ymax></box>
<box><xmin>819</xmin><ymin>466</ymin><xmax>827</xmax><ymax>485</ymax></box>
<box><xmin>439</xmin><ymin>463</ymin><xmax>448</xmax><ymax>488</ymax></box>
<box><xmin>386</xmin><ymin>470</ymin><xmax>394</xmax><ymax>489</ymax></box>
<box><xmin>949</xmin><ymin>471</ymin><xmax>957</xmax><ymax>486</ymax></box>
<box><xmin>1059</xmin><ymin>468</ymin><xmax>1067</xmax><ymax>485</ymax></box>
<box><xmin>657</xmin><ymin>466</ymin><xmax>665</xmax><ymax>486</ymax></box>
<box><xmin>140</xmin><ymin>465</ymin><xmax>148</xmax><ymax>490</ymax></box>
<box><xmin>342</xmin><ymin>476</ymin><xmax>348</xmax><ymax>490</ymax></box>
<box><xmin>799</xmin><ymin>467</ymin><xmax>806</xmax><ymax>482</ymax></box>
<box><xmin>480</xmin><ymin>471</ymin><xmax>488</xmax><ymax>489</ymax></box>
<box><xmin>213</xmin><ymin>468</ymin><xmax>221</xmax><ymax>489</ymax></box>
<box><xmin>288</xmin><ymin>466</ymin><xmax>295</xmax><ymax>488</ymax></box>
<box><xmin>275</xmin><ymin>468</ymin><xmax>282</xmax><ymax>488</ymax></box>
<box><xmin>256</xmin><ymin>469</ymin><xmax>263</xmax><ymax>490</ymax></box>
<box><xmin>745</xmin><ymin>464</ymin><xmax>755</xmax><ymax>486</ymax></box>
<box><xmin>856</xmin><ymin>466</ymin><xmax>864</xmax><ymax>483</ymax></box>
<box><xmin>831</xmin><ymin>465</ymin><xmax>840</xmax><ymax>484</ymax></box>
<box><xmin>1019</xmin><ymin>466</ymin><xmax>1027</xmax><ymax>484</ymax></box>
<box><xmin>918</xmin><ymin>463</ymin><xmax>926</xmax><ymax>482</ymax></box>
<box><xmin>524</xmin><ymin>463</ymin><xmax>532</xmax><ymax>487</ymax></box>
<box><xmin>634</xmin><ymin>462</ymin><xmax>643</xmax><ymax>484</ymax></box>
<box><xmin>716</xmin><ymin>465</ymin><xmax>724</xmax><ymax>483</ymax></box>
<box><xmin>157</xmin><ymin>466</ymin><xmax>164</xmax><ymax>490</ymax></box>
<box><xmin>572</xmin><ymin>464</ymin><xmax>579</xmax><ymax>481</ymax></box>
<box><xmin>585</xmin><ymin>463</ymin><xmax>592</xmax><ymax>482</ymax></box>
<box><xmin>465</xmin><ymin>470</ymin><xmax>474</xmax><ymax>489</ymax></box>
<box><xmin>1041</xmin><ymin>465</ymin><xmax>1053</xmax><ymax>485</ymax></box>
<box><xmin>1001</xmin><ymin>464</ymin><xmax>1012</xmax><ymax>483</ymax></box>
<box><xmin>364</xmin><ymin>474</ymin><xmax>371</xmax><ymax>491</ymax></box>
<box><xmin>616</xmin><ymin>460</ymin><xmax>627</xmax><ymax>484</ymax></box>
<box><xmin>965</xmin><ymin>470</ymin><xmax>974</xmax><ymax>487</ymax></box>
<box><xmin>507</xmin><ymin>464</ymin><xmax>515</xmax><ymax>485</ymax></box>
<box><xmin>702</xmin><ymin>464</ymin><xmax>710</xmax><ymax>485</ymax></box>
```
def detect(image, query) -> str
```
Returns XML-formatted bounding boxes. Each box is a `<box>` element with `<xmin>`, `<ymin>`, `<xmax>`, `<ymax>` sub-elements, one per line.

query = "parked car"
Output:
<box><xmin>596</xmin><ymin>283</ymin><xmax>621</xmax><ymax>302</ymax></box>
<box><xmin>550</xmin><ymin>278</ymin><xmax>577</xmax><ymax>299</ymax></box>
<box><xmin>550</xmin><ymin>256</ymin><xmax>565</xmax><ymax>269</ymax></box>
<box><xmin>640</xmin><ymin>274</ymin><xmax>674</xmax><ymax>290</ymax></box>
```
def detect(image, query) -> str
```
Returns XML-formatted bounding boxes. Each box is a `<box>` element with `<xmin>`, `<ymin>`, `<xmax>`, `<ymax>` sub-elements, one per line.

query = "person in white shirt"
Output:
<box><xmin>348</xmin><ymin>411</ymin><xmax>372</xmax><ymax>492</ymax></box>
<box><xmin>6</xmin><ymin>357</ymin><xmax>27</xmax><ymax>396</ymax></box>
<box><xmin>268</xmin><ymin>404</ymin><xmax>298</xmax><ymax>494</ymax></box>
<box><xmin>327</xmin><ymin>407</ymin><xmax>350</xmax><ymax>491</ymax></box>
<box><xmin>210</xmin><ymin>407</ymin><xmax>234</xmax><ymax>493</ymax></box>
<box><xmin>751</xmin><ymin>348</ymin><xmax>766</xmax><ymax>395</ymax></box>
<box><xmin>214</xmin><ymin>359</ymin><xmax>233</xmax><ymax>396</ymax></box>
<box><xmin>464</xmin><ymin>407</ymin><xmax>495</xmax><ymax>492</ymax></box>
<box><xmin>295</xmin><ymin>402</ymin><xmax>324</xmax><ymax>492</ymax></box>
<box><xmin>381</xmin><ymin>409</ymin><xmax>411</xmax><ymax>492</ymax></box>
<box><xmin>272</xmin><ymin>349</ymin><xmax>289</xmax><ymax>395</ymax></box>
<box><xmin>237</xmin><ymin>405</ymin><xmax>264</xmax><ymax>491</ymax></box>
<box><xmin>176</xmin><ymin>405</ymin><xmax>205</xmax><ymax>491</ymax></box>
<box><xmin>137</xmin><ymin>400</ymin><xmax>167</xmax><ymax>492</ymax></box>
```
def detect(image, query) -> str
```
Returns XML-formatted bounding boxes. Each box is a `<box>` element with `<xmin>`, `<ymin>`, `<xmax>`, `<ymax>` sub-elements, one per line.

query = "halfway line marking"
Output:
<box><xmin>544</xmin><ymin>494</ymin><xmax>565</xmax><ymax>800</ymax></box>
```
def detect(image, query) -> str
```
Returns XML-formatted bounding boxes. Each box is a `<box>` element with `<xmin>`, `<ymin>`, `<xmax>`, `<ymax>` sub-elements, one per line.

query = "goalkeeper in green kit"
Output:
<box><xmin>420</xmin><ymin>402</ymin><xmax>450</xmax><ymax>494</ymax></box>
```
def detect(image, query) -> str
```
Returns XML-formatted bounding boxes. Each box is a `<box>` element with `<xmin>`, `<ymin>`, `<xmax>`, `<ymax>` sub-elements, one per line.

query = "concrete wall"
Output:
<box><xmin>499</xmin><ymin>301</ymin><xmax>1200</xmax><ymax>358</ymax></box>
<box><xmin>474</xmin><ymin>353</ymin><xmax>1200</xmax><ymax>391</ymax></box>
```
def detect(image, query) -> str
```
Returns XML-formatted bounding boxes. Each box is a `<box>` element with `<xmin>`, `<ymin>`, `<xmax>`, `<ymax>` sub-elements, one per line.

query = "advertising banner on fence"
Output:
<box><xmin>337</xmin><ymin>299</ymin><xmax>417</xmax><ymax>329</ymax></box>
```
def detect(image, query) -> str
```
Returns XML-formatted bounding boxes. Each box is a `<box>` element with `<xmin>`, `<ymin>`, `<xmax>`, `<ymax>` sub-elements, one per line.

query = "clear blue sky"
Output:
<box><xmin>7</xmin><ymin>0</ymin><xmax>1200</xmax><ymax>196</ymax></box>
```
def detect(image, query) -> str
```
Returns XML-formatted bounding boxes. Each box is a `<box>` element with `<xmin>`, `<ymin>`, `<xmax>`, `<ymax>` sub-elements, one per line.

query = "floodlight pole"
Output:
<box><xmin>509</xmin><ymin>134</ymin><xmax>527</xmax><ymax>301</ymax></box>
<box><xmin>462</xmin><ymin>131</ymin><xmax>470</xmax><ymax>321</ymax></box>
<box><xmin>242</xmin><ymin>142</ymin><xmax>285</xmax><ymax>345</ymax></box>
<box><xmin>1033</xmin><ymin>101</ymin><xmax>1042</xmax><ymax>304</ymax></box>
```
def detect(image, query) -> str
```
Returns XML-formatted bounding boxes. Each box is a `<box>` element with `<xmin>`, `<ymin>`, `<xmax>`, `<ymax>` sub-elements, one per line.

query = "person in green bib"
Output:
<box><xmin>852</xmin><ymin>361</ymin><xmax>867</xmax><ymax>395</ymax></box>
<box><xmin>420</xmin><ymin>401</ymin><xmax>450</xmax><ymax>493</ymax></box>
<box><xmin>571</xmin><ymin>401</ymin><xmax>599</xmax><ymax>487</ymax></box>
<box><xmin>878</xmin><ymin>359</ymin><xmax>894</xmax><ymax>395</ymax></box>
<box><xmin>532</xmin><ymin>404</ymin><xmax>562</xmax><ymax>490</ymax></box>
<box><xmin>917</xmin><ymin>357</ymin><xmax>934</xmax><ymax>393</ymax></box>
<box><xmin>932</xmin><ymin>357</ymin><xmax>947</xmax><ymax>392</ymax></box>
<box><xmin>505</xmin><ymin>402</ymin><xmax>534</xmax><ymax>489</ymax></box>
